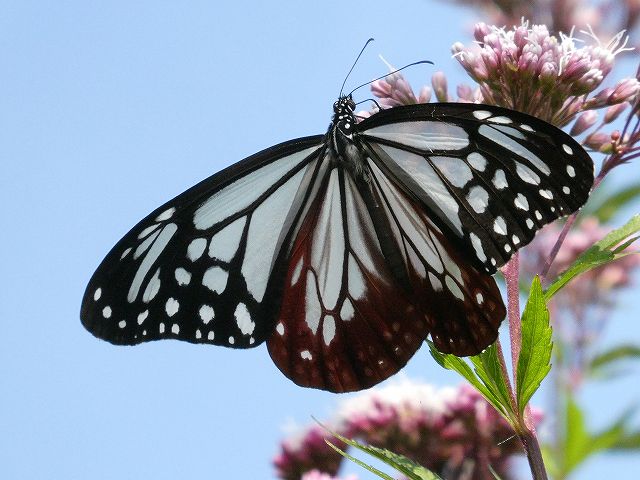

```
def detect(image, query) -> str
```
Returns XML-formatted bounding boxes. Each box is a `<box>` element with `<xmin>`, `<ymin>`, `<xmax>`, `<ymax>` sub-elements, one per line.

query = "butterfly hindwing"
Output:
<box><xmin>81</xmin><ymin>136</ymin><xmax>324</xmax><ymax>348</ymax></box>
<box><xmin>268</xmin><ymin>156</ymin><xmax>505</xmax><ymax>391</ymax></box>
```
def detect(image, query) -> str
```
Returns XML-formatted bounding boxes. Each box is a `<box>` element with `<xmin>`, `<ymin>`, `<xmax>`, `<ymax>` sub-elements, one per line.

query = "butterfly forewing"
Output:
<box><xmin>81</xmin><ymin>137</ymin><xmax>324</xmax><ymax>348</ymax></box>
<box><xmin>359</xmin><ymin>103</ymin><xmax>593</xmax><ymax>273</ymax></box>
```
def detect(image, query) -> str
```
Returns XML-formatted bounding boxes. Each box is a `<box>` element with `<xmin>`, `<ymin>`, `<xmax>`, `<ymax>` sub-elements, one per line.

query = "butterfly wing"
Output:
<box><xmin>267</xmin><ymin>157</ymin><xmax>505</xmax><ymax>392</ymax></box>
<box><xmin>81</xmin><ymin>136</ymin><xmax>325</xmax><ymax>348</ymax></box>
<box><xmin>358</xmin><ymin>103</ymin><xmax>593</xmax><ymax>274</ymax></box>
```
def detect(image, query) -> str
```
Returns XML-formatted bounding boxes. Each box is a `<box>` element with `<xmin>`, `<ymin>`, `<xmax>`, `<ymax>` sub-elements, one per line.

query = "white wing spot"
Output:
<box><xmin>467</xmin><ymin>152</ymin><xmax>487</xmax><ymax>171</ymax></box>
<box><xmin>102</xmin><ymin>306</ymin><xmax>112</xmax><ymax>318</ymax></box>
<box><xmin>207</xmin><ymin>331</ymin><xmax>214</xmax><ymax>341</ymax></box>
<box><xmin>563</xmin><ymin>144</ymin><xmax>573</xmax><ymax>155</ymax></box>
<box><xmin>171</xmin><ymin>323</ymin><xmax>179</xmax><ymax>334</ymax></box>
<box><xmin>473</xmin><ymin>110</ymin><xmax>492</xmax><ymax>120</ymax></box>
<box><xmin>120</xmin><ymin>247</ymin><xmax>132</xmax><ymax>260</ymax></box>
<box><xmin>159</xmin><ymin>323</ymin><xmax>165</xmax><ymax>334</ymax></box>
<box><xmin>174</xmin><ymin>267</ymin><xmax>192</xmax><ymax>286</ymax></box>
<box><xmin>195</xmin><ymin>329</ymin><xmax>202</xmax><ymax>339</ymax></box>
<box><xmin>445</xmin><ymin>275</ymin><xmax>464</xmax><ymax>301</ymax></box>
<box><xmin>137</xmin><ymin>224</ymin><xmax>160</xmax><ymax>240</ymax></box>
<box><xmin>291</xmin><ymin>257</ymin><xmax>303</xmax><ymax>285</ymax></box>
<box><xmin>492</xmin><ymin>169</ymin><xmax>508</xmax><ymax>189</ymax></box>
<box><xmin>118</xmin><ymin>320</ymin><xmax>126</xmax><ymax>329</ymax></box>
<box><xmin>228</xmin><ymin>336</ymin><xmax>235</xmax><ymax>345</ymax></box>
<box><xmin>340</xmin><ymin>298</ymin><xmax>355</xmax><ymax>321</ymax></box>
<box><xmin>235</xmin><ymin>303</ymin><xmax>255</xmax><ymax>335</ymax></box>
<box><xmin>514</xmin><ymin>193</ymin><xmax>529</xmax><ymax>211</ymax></box>
<box><xmin>491</xmin><ymin>258</ymin><xmax>497</xmax><ymax>266</ymax></box>
<box><xmin>520</xmin><ymin>124</ymin><xmax>534</xmax><ymax>132</ymax></box>
<box><xmin>516</xmin><ymin>162</ymin><xmax>541</xmax><ymax>185</ymax></box>
<box><xmin>493</xmin><ymin>216</ymin><xmax>507</xmax><ymax>235</ymax></box>
<box><xmin>300</xmin><ymin>350</ymin><xmax>312</xmax><ymax>360</ymax></box>
<box><xmin>526</xmin><ymin>218</ymin><xmax>535</xmax><ymax>229</ymax></box>
<box><xmin>512</xmin><ymin>235</ymin><xmax>520</xmax><ymax>245</ymax></box>
<box><xmin>142</xmin><ymin>268</ymin><xmax>161</xmax><ymax>303</ymax></box>
<box><xmin>567</xmin><ymin>165</ymin><xmax>576</xmax><ymax>177</ymax></box>
<box><xmin>199</xmin><ymin>305</ymin><xmax>214</xmax><ymax>324</ymax></box>
<box><xmin>469</xmin><ymin>232</ymin><xmax>487</xmax><ymax>262</ymax></box>
<box><xmin>93</xmin><ymin>288</ymin><xmax>102</xmax><ymax>301</ymax></box>
<box><xmin>155</xmin><ymin>207</ymin><xmax>176</xmax><ymax>222</ymax></box>
<box><xmin>276</xmin><ymin>322</ymin><xmax>285</xmax><ymax>335</ymax></box>
<box><xmin>535</xmin><ymin>210</ymin><xmax>543</xmax><ymax>220</ymax></box>
<box><xmin>432</xmin><ymin>156</ymin><xmax>473</xmax><ymax>188</ymax></box>
<box><xmin>476</xmin><ymin>292</ymin><xmax>484</xmax><ymax>304</ymax></box>
<box><xmin>539</xmin><ymin>189</ymin><xmax>553</xmax><ymax>199</ymax></box>
<box><xmin>165</xmin><ymin>298</ymin><xmax>179</xmax><ymax>317</ymax></box>
<box><xmin>202</xmin><ymin>266</ymin><xmax>228</xmax><ymax>294</ymax></box>
<box><xmin>467</xmin><ymin>186</ymin><xmax>489</xmax><ymax>213</ymax></box>
<box><xmin>428</xmin><ymin>272</ymin><xmax>443</xmax><ymax>291</ymax></box>
<box><xmin>323</xmin><ymin>315</ymin><xmax>336</xmax><ymax>346</ymax></box>
<box><xmin>187</xmin><ymin>238</ymin><xmax>207</xmax><ymax>262</ymax></box>
<box><xmin>137</xmin><ymin>310</ymin><xmax>148</xmax><ymax>325</ymax></box>
<box><xmin>551</xmin><ymin>206</ymin><xmax>556</xmax><ymax>212</ymax></box>
<box><xmin>504</xmin><ymin>244</ymin><xmax>512</xmax><ymax>252</ymax></box>
<box><xmin>488</xmin><ymin>115</ymin><xmax>512</xmax><ymax>124</ymax></box>
<box><xmin>563</xmin><ymin>186</ymin><xmax>571</xmax><ymax>194</ymax></box>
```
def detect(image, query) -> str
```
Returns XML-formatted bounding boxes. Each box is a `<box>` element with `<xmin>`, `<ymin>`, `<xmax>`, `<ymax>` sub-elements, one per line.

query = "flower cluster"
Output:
<box><xmin>436</xmin><ymin>0</ymin><xmax>640</xmax><ymax>46</ymax></box>
<box><xmin>367</xmin><ymin>21</ymin><xmax>638</xmax><ymax>155</ymax></box>
<box><xmin>274</xmin><ymin>381</ymin><xmax>541</xmax><ymax>480</ymax></box>
<box><xmin>451</xmin><ymin>22</ymin><xmax>637</xmax><ymax>125</ymax></box>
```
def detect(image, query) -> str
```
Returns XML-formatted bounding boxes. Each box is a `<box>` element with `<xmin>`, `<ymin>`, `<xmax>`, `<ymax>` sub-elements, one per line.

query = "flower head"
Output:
<box><xmin>274</xmin><ymin>381</ymin><xmax>541</xmax><ymax>480</ymax></box>
<box><xmin>451</xmin><ymin>21</ymin><xmax>634</xmax><ymax>125</ymax></box>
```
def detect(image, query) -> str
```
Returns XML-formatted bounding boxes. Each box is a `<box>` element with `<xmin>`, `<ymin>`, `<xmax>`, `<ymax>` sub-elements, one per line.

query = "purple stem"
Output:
<box><xmin>503</xmin><ymin>252</ymin><xmax>522</xmax><ymax>376</ymax></box>
<box><xmin>540</xmin><ymin>170</ymin><xmax>606</xmax><ymax>284</ymax></box>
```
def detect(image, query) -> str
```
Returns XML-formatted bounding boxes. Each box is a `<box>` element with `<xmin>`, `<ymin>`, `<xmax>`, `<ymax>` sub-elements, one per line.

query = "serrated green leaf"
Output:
<box><xmin>325</xmin><ymin>441</ymin><xmax>396</xmax><ymax>480</ymax></box>
<box><xmin>587</xmin><ymin>183</ymin><xmax>640</xmax><ymax>222</ymax></box>
<box><xmin>428</xmin><ymin>341</ymin><xmax>509</xmax><ymax>418</ymax></box>
<box><xmin>589</xmin><ymin>344</ymin><xmax>640</xmax><ymax>377</ymax></box>
<box><xmin>325</xmin><ymin>430</ymin><xmax>443</xmax><ymax>480</ymax></box>
<box><xmin>545</xmin><ymin>215</ymin><xmax>640</xmax><ymax>300</ymax></box>
<box><xmin>469</xmin><ymin>344</ymin><xmax>515</xmax><ymax>418</ymax></box>
<box><xmin>516</xmin><ymin>277</ymin><xmax>552</xmax><ymax>414</ymax></box>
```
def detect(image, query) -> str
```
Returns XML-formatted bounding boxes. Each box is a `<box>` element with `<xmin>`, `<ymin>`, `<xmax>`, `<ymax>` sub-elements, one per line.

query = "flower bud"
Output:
<box><xmin>570</xmin><ymin>110</ymin><xmax>598</xmax><ymax>135</ymax></box>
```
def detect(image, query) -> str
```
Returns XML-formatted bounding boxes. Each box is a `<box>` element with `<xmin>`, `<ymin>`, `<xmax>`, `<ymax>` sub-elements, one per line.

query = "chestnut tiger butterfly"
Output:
<box><xmin>81</xmin><ymin>93</ymin><xmax>592</xmax><ymax>392</ymax></box>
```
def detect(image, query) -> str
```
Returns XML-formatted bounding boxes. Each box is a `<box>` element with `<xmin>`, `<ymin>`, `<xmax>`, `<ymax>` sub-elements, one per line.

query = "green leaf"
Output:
<box><xmin>587</xmin><ymin>183</ymin><xmax>640</xmax><ymax>223</ymax></box>
<box><xmin>428</xmin><ymin>342</ymin><xmax>510</xmax><ymax>419</ymax></box>
<box><xmin>429</xmin><ymin>342</ymin><xmax>516</xmax><ymax>424</ymax></box>
<box><xmin>516</xmin><ymin>277</ymin><xmax>552</xmax><ymax>414</ymax></box>
<box><xmin>589</xmin><ymin>344</ymin><xmax>640</xmax><ymax>378</ymax></box>
<box><xmin>545</xmin><ymin>215</ymin><xmax>640</xmax><ymax>300</ymax></box>
<box><xmin>563</xmin><ymin>395</ymin><xmax>591</xmax><ymax>473</ymax></box>
<box><xmin>469</xmin><ymin>344</ymin><xmax>515</xmax><ymax>419</ymax></box>
<box><xmin>324</xmin><ymin>430</ymin><xmax>443</xmax><ymax>480</ymax></box>
<box><xmin>561</xmin><ymin>394</ymin><xmax>637</xmax><ymax>475</ymax></box>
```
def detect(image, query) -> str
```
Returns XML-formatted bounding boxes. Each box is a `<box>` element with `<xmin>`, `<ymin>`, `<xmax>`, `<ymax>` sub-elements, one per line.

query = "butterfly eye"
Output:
<box><xmin>81</xmin><ymin>99</ymin><xmax>593</xmax><ymax>393</ymax></box>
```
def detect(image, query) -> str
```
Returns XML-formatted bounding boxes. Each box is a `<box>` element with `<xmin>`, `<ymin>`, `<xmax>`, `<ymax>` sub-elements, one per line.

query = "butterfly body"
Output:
<box><xmin>82</xmin><ymin>99</ymin><xmax>593</xmax><ymax>392</ymax></box>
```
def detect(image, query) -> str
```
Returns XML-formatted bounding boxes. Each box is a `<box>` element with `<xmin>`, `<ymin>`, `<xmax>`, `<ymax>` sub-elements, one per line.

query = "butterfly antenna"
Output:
<box><xmin>347</xmin><ymin>60</ymin><xmax>434</xmax><ymax>97</ymax></box>
<box><xmin>339</xmin><ymin>38</ymin><xmax>375</xmax><ymax>98</ymax></box>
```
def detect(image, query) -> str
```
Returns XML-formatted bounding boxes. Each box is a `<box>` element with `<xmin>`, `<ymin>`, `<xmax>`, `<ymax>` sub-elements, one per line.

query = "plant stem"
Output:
<box><xmin>519</xmin><ymin>428</ymin><xmax>549</xmax><ymax>480</ymax></box>
<box><xmin>502</xmin><ymin>253</ymin><xmax>522</xmax><ymax>380</ymax></box>
<box><xmin>503</xmin><ymin>252</ymin><xmax>549</xmax><ymax>479</ymax></box>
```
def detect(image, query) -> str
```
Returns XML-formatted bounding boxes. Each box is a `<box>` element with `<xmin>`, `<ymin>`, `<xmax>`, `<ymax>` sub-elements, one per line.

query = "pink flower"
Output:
<box><xmin>274</xmin><ymin>381</ymin><xmax>542</xmax><ymax>480</ymax></box>
<box><xmin>451</xmin><ymin>21</ymin><xmax>633</xmax><ymax>126</ymax></box>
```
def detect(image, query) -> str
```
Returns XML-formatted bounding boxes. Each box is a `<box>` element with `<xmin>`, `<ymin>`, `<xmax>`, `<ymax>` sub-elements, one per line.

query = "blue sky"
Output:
<box><xmin>1</xmin><ymin>1</ymin><xmax>639</xmax><ymax>478</ymax></box>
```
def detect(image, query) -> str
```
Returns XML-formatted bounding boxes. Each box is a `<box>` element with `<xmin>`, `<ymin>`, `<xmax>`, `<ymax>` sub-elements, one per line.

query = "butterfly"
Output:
<box><xmin>81</xmin><ymin>95</ymin><xmax>593</xmax><ymax>393</ymax></box>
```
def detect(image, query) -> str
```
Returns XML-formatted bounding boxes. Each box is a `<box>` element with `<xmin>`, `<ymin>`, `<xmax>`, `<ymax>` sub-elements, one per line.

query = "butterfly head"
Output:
<box><xmin>332</xmin><ymin>95</ymin><xmax>357</xmax><ymax>138</ymax></box>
